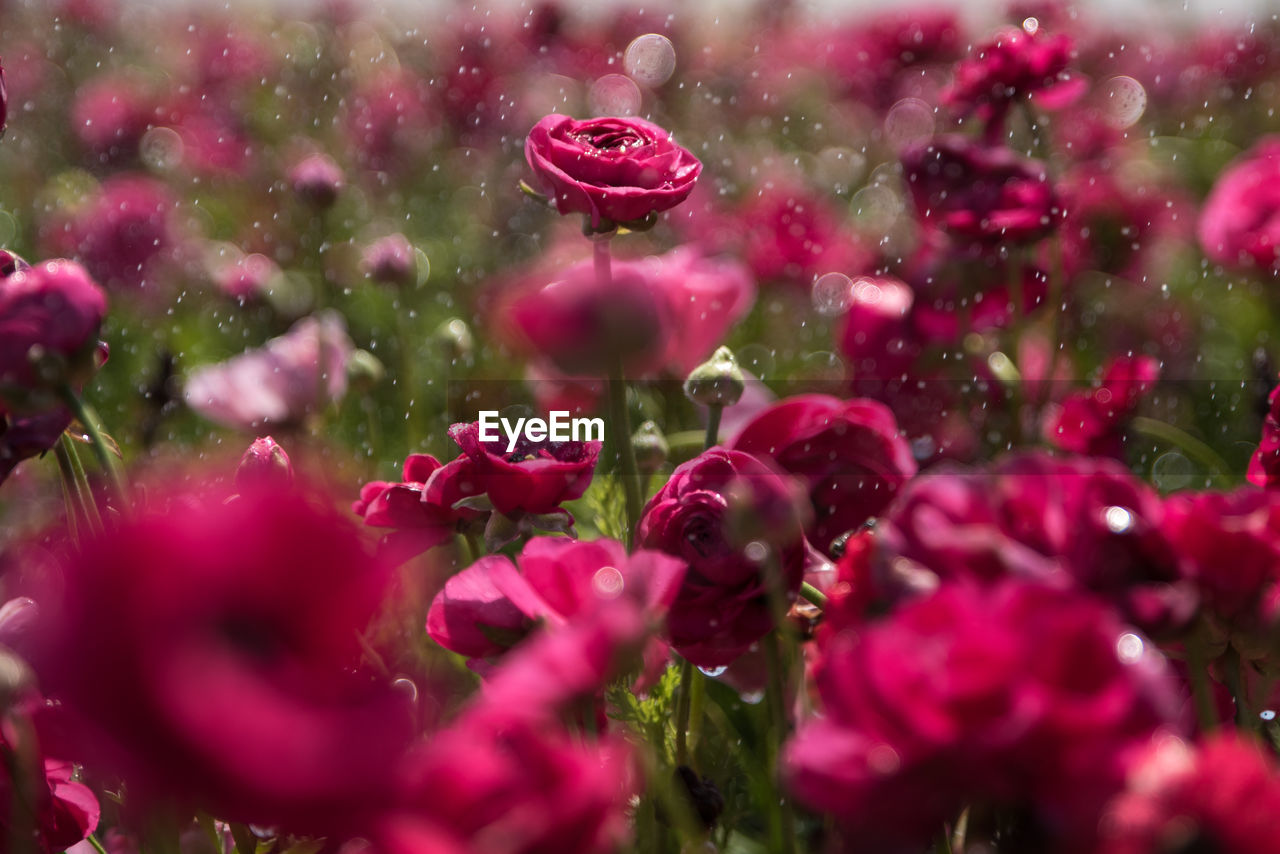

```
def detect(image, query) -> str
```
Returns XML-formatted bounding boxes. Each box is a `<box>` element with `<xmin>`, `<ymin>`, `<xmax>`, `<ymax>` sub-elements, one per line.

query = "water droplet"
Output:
<box><xmin>1116</xmin><ymin>632</ymin><xmax>1144</xmax><ymax>664</ymax></box>
<box><xmin>1102</xmin><ymin>76</ymin><xmax>1147</xmax><ymax>129</ymax></box>
<box><xmin>1262</xmin><ymin>709</ymin><xmax>1276</xmax><ymax>722</ymax></box>
<box><xmin>1152</xmin><ymin>452</ymin><xmax>1193</xmax><ymax>491</ymax></box>
<box><xmin>592</xmin><ymin>566</ymin><xmax>625</xmax><ymax>599</ymax></box>
<box><xmin>812</xmin><ymin>272</ymin><xmax>854</xmax><ymax>316</ymax></box>
<box><xmin>1022</xmin><ymin>17</ymin><xmax>1040</xmax><ymax>35</ymax></box>
<box><xmin>588</xmin><ymin>74</ymin><xmax>641</xmax><ymax>117</ymax></box>
<box><xmin>1104</xmin><ymin>505</ymin><xmax>1134</xmax><ymax>534</ymax></box>
<box><xmin>624</xmin><ymin>34</ymin><xmax>676</xmax><ymax>87</ymax></box>
<box><xmin>698</xmin><ymin>665</ymin><xmax>728</xmax><ymax>677</ymax></box>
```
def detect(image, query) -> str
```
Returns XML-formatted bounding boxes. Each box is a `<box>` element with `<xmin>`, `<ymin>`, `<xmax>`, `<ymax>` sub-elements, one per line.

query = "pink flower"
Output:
<box><xmin>448</xmin><ymin>420</ymin><xmax>600</xmax><ymax>518</ymax></box>
<box><xmin>32</xmin><ymin>482</ymin><xmax>415</xmax><ymax>833</ymax></box>
<box><xmin>288</xmin><ymin>152</ymin><xmax>345</xmax><ymax>208</ymax></box>
<box><xmin>185</xmin><ymin>311</ymin><xmax>353</xmax><ymax>430</ymax></box>
<box><xmin>345</xmin><ymin>70</ymin><xmax>434</xmax><ymax>171</ymax></box>
<box><xmin>362</xmin><ymin>234</ymin><xmax>417</xmax><ymax>288</ymax></box>
<box><xmin>234</xmin><ymin>436</ymin><xmax>294</xmax><ymax>492</ymax></box>
<box><xmin>0</xmin><ymin>402</ymin><xmax>73</xmax><ymax>485</ymax></box>
<box><xmin>427</xmin><ymin>535</ymin><xmax>684</xmax><ymax>661</ymax></box>
<box><xmin>944</xmin><ymin>24</ymin><xmax>1085</xmax><ymax>138</ymax></box>
<box><xmin>786</xmin><ymin>581</ymin><xmax>1182</xmax><ymax>853</ymax></box>
<box><xmin>876</xmin><ymin>452</ymin><xmax>1194</xmax><ymax>636</ymax></box>
<box><xmin>353</xmin><ymin>452</ymin><xmax>484</xmax><ymax>564</ymax></box>
<box><xmin>70</xmin><ymin>73</ymin><xmax>157</xmax><ymax>163</ymax></box>
<box><xmin>0</xmin><ymin>259</ymin><xmax>106</xmax><ymax>401</ymax></box>
<box><xmin>1163</xmin><ymin>488</ymin><xmax>1280</xmax><ymax>626</ymax></box>
<box><xmin>1250</xmin><ymin>378</ymin><xmax>1280</xmax><ymax>488</ymax></box>
<box><xmin>1199</xmin><ymin>137</ymin><xmax>1280</xmax><ymax>271</ymax></box>
<box><xmin>211</xmin><ymin>250</ymin><xmax>280</xmax><ymax>301</ymax></box>
<box><xmin>636</xmin><ymin>448</ymin><xmax>810</xmax><ymax>667</ymax></box>
<box><xmin>0</xmin><ymin>728</ymin><xmax>100</xmax><ymax>854</ymax></box>
<box><xmin>1044</xmin><ymin>355</ymin><xmax>1160</xmax><ymax>457</ymax></box>
<box><xmin>902</xmin><ymin>135</ymin><xmax>1059</xmax><ymax>245</ymax></box>
<box><xmin>524</xmin><ymin>114</ymin><xmax>701</xmax><ymax>228</ymax></box>
<box><xmin>1099</xmin><ymin>735</ymin><xmax>1280</xmax><ymax>854</ymax></box>
<box><xmin>731</xmin><ymin>395</ymin><xmax>916</xmax><ymax>554</ymax></box>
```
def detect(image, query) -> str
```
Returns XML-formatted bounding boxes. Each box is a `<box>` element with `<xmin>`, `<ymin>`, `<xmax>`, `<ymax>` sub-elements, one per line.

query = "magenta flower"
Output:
<box><xmin>353</xmin><ymin>452</ymin><xmax>484</xmax><ymax>564</ymax></box>
<box><xmin>637</xmin><ymin>448</ymin><xmax>810</xmax><ymax>667</ymax></box>
<box><xmin>1200</xmin><ymin>137</ymin><xmax>1280</xmax><ymax>272</ymax></box>
<box><xmin>32</xmin><ymin>482</ymin><xmax>415</xmax><ymax>834</ymax></box>
<box><xmin>786</xmin><ymin>581</ymin><xmax>1182</xmax><ymax>853</ymax></box>
<box><xmin>1044</xmin><ymin>355</ymin><xmax>1160</xmax><ymax>457</ymax></box>
<box><xmin>524</xmin><ymin>114</ymin><xmax>702</xmax><ymax>228</ymax></box>
<box><xmin>448</xmin><ymin>420</ymin><xmax>600</xmax><ymax>518</ymax></box>
<box><xmin>1250</xmin><ymin>378</ymin><xmax>1280</xmax><ymax>488</ymax></box>
<box><xmin>731</xmin><ymin>394</ymin><xmax>917</xmax><ymax>554</ymax></box>
<box><xmin>288</xmin><ymin>152</ymin><xmax>345</xmax><ymax>208</ymax></box>
<box><xmin>0</xmin><ymin>733</ymin><xmax>100</xmax><ymax>854</ymax></box>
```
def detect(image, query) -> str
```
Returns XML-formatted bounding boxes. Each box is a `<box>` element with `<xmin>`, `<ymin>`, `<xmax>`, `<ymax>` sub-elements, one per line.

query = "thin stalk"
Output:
<box><xmin>59</xmin><ymin>388</ymin><xmax>129</xmax><ymax>513</ymax></box>
<box><xmin>704</xmin><ymin>403</ymin><xmax>723</xmax><ymax>450</ymax></box>
<box><xmin>597</xmin><ymin>238</ymin><xmax>641</xmax><ymax>543</ymax></box>
<box><xmin>1130</xmin><ymin>416</ymin><xmax>1231</xmax><ymax>479</ymax></box>
<box><xmin>1186</xmin><ymin>635</ymin><xmax>1220</xmax><ymax>733</ymax></box>
<box><xmin>763</xmin><ymin>630</ymin><xmax>798</xmax><ymax>854</ymax></box>
<box><xmin>87</xmin><ymin>835</ymin><xmax>110</xmax><ymax>854</ymax></box>
<box><xmin>799</xmin><ymin>581</ymin><xmax>828</xmax><ymax>609</ymax></box>
<box><xmin>674</xmin><ymin>658</ymin><xmax>694</xmax><ymax>767</ymax></box>
<box><xmin>56</xmin><ymin>434</ymin><xmax>102</xmax><ymax>535</ymax></box>
<box><xmin>1224</xmin><ymin>645</ymin><xmax>1254</xmax><ymax>731</ymax></box>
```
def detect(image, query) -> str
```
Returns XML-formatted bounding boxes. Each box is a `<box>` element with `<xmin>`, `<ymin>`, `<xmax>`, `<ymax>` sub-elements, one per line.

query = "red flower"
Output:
<box><xmin>902</xmin><ymin>135</ymin><xmax>1059</xmax><ymax>245</ymax></box>
<box><xmin>0</xmin><ymin>259</ymin><xmax>106</xmax><ymax>402</ymax></box>
<box><xmin>944</xmin><ymin>24</ymin><xmax>1084</xmax><ymax>137</ymax></box>
<box><xmin>353</xmin><ymin>452</ymin><xmax>483</xmax><ymax>564</ymax></box>
<box><xmin>787</xmin><ymin>581</ymin><xmax>1182</xmax><ymax>853</ymax></box>
<box><xmin>1099</xmin><ymin>735</ymin><xmax>1280</xmax><ymax>854</ymax></box>
<box><xmin>0</xmin><ymin>721</ymin><xmax>100</xmax><ymax>854</ymax></box>
<box><xmin>524</xmin><ymin>114</ymin><xmax>701</xmax><ymax>228</ymax></box>
<box><xmin>33</xmin><ymin>483</ymin><xmax>415</xmax><ymax>834</ymax></box>
<box><xmin>731</xmin><ymin>394</ymin><xmax>916</xmax><ymax>554</ymax></box>
<box><xmin>449</xmin><ymin>420</ymin><xmax>600</xmax><ymax>517</ymax></box>
<box><xmin>1250</xmin><ymin>378</ymin><xmax>1280</xmax><ymax>488</ymax></box>
<box><xmin>1201</xmin><ymin>137</ymin><xmax>1280</xmax><ymax>272</ymax></box>
<box><xmin>636</xmin><ymin>448</ymin><xmax>809</xmax><ymax>667</ymax></box>
<box><xmin>1044</xmin><ymin>355</ymin><xmax>1160</xmax><ymax>457</ymax></box>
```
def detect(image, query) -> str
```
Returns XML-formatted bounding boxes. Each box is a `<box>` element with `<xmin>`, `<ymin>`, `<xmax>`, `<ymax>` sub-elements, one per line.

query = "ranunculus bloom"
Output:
<box><xmin>1</xmin><ymin>726</ymin><xmax>100</xmax><ymax>854</ymax></box>
<box><xmin>731</xmin><ymin>394</ymin><xmax>916</xmax><ymax>554</ymax></box>
<box><xmin>427</xmin><ymin>535</ymin><xmax>684</xmax><ymax>662</ymax></box>
<box><xmin>1099</xmin><ymin>735</ymin><xmax>1280</xmax><ymax>854</ymax></box>
<box><xmin>1200</xmin><ymin>137</ymin><xmax>1280</xmax><ymax>271</ymax></box>
<box><xmin>33</xmin><ymin>483</ymin><xmax>415</xmax><ymax>833</ymax></box>
<box><xmin>235</xmin><ymin>436</ymin><xmax>294</xmax><ymax>492</ymax></box>
<box><xmin>1163</xmin><ymin>488</ymin><xmax>1280</xmax><ymax>626</ymax></box>
<box><xmin>944</xmin><ymin>24</ymin><xmax>1085</xmax><ymax>138</ymax></box>
<box><xmin>185</xmin><ymin>311</ymin><xmax>353</xmax><ymax>430</ymax></box>
<box><xmin>212</xmin><ymin>250</ymin><xmax>280</xmax><ymax>301</ymax></box>
<box><xmin>0</xmin><ymin>259</ymin><xmax>107</xmax><ymax>401</ymax></box>
<box><xmin>1044</xmin><ymin>355</ymin><xmax>1160</xmax><ymax>457</ymax></box>
<box><xmin>902</xmin><ymin>135</ymin><xmax>1059</xmax><ymax>245</ymax></box>
<box><xmin>876</xmin><ymin>452</ymin><xmax>1194</xmax><ymax>636</ymax></box>
<box><xmin>288</xmin><ymin>151</ymin><xmax>344</xmax><ymax>208</ymax></box>
<box><xmin>786</xmin><ymin>581</ymin><xmax>1182</xmax><ymax>854</ymax></box>
<box><xmin>70</xmin><ymin>72</ymin><xmax>157</xmax><ymax>163</ymax></box>
<box><xmin>362</xmin><ymin>233</ymin><xmax>417</xmax><ymax>287</ymax></box>
<box><xmin>345</xmin><ymin>70</ymin><xmax>434</xmax><ymax>171</ymax></box>
<box><xmin>353</xmin><ymin>452</ymin><xmax>484</xmax><ymax>564</ymax></box>
<box><xmin>0</xmin><ymin>402</ymin><xmax>73</xmax><ymax>485</ymax></box>
<box><xmin>1249</xmin><ymin>377</ymin><xmax>1280</xmax><ymax>488</ymax></box>
<box><xmin>500</xmin><ymin>245</ymin><xmax>754</xmax><ymax>380</ymax></box>
<box><xmin>525</xmin><ymin>114</ymin><xmax>701</xmax><ymax>227</ymax></box>
<box><xmin>448</xmin><ymin>420</ymin><xmax>600</xmax><ymax>518</ymax></box>
<box><xmin>636</xmin><ymin>448</ymin><xmax>810</xmax><ymax>667</ymax></box>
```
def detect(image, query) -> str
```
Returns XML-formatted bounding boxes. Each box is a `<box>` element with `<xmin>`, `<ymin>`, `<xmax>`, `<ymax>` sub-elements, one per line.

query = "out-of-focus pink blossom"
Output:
<box><xmin>288</xmin><ymin>152</ymin><xmax>345</xmax><ymax>208</ymax></box>
<box><xmin>185</xmin><ymin>311</ymin><xmax>353</xmax><ymax>430</ymax></box>
<box><xmin>1249</xmin><ymin>378</ymin><xmax>1280</xmax><ymax>488</ymax></box>
<box><xmin>1044</xmin><ymin>355</ymin><xmax>1160</xmax><ymax>457</ymax></box>
<box><xmin>1199</xmin><ymin>137</ymin><xmax>1280</xmax><ymax>272</ymax></box>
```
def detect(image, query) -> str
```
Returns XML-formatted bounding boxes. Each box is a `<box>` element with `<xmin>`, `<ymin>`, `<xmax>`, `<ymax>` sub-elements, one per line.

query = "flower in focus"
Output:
<box><xmin>637</xmin><ymin>448</ymin><xmax>810</xmax><ymax>667</ymax></box>
<box><xmin>944</xmin><ymin>23</ymin><xmax>1084</xmax><ymax>138</ymax></box>
<box><xmin>1044</xmin><ymin>355</ymin><xmax>1160</xmax><ymax>457</ymax></box>
<box><xmin>730</xmin><ymin>394</ymin><xmax>916</xmax><ymax>554</ymax></box>
<box><xmin>353</xmin><ymin>452</ymin><xmax>484</xmax><ymax>564</ymax></box>
<box><xmin>0</xmin><ymin>259</ymin><xmax>107</xmax><ymax>405</ymax></box>
<box><xmin>448</xmin><ymin>419</ymin><xmax>600</xmax><ymax>518</ymax></box>
<box><xmin>786</xmin><ymin>581</ymin><xmax>1183</xmax><ymax>854</ymax></box>
<box><xmin>234</xmin><ymin>436</ymin><xmax>294</xmax><ymax>492</ymax></box>
<box><xmin>185</xmin><ymin>311</ymin><xmax>353</xmax><ymax>431</ymax></box>
<box><xmin>0</xmin><ymin>724</ymin><xmax>101</xmax><ymax>854</ymax></box>
<box><xmin>524</xmin><ymin>114</ymin><xmax>702</xmax><ymax>228</ymax></box>
<box><xmin>32</xmin><ymin>482</ymin><xmax>415</xmax><ymax>833</ymax></box>
<box><xmin>1098</xmin><ymin>735</ymin><xmax>1280</xmax><ymax>854</ymax></box>
<box><xmin>1200</xmin><ymin>136</ymin><xmax>1280</xmax><ymax>272</ymax></box>
<box><xmin>902</xmin><ymin>135</ymin><xmax>1059</xmax><ymax>245</ymax></box>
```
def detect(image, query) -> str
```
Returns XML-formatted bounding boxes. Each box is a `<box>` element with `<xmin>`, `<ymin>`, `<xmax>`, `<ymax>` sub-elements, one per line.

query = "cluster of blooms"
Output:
<box><xmin>5</xmin><ymin>1</ymin><xmax>1280</xmax><ymax>853</ymax></box>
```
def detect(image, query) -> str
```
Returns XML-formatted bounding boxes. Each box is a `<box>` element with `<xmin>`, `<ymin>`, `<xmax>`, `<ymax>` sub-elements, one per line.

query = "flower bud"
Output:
<box><xmin>632</xmin><ymin>420</ymin><xmax>668</xmax><ymax>476</ymax></box>
<box><xmin>235</xmin><ymin>436</ymin><xmax>294</xmax><ymax>492</ymax></box>
<box><xmin>347</xmin><ymin>348</ymin><xmax>386</xmax><ymax>392</ymax></box>
<box><xmin>289</xmin><ymin>152</ymin><xmax>344</xmax><ymax>209</ymax></box>
<box><xmin>683</xmin><ymin>346</ymin><xmax>745</xmax><ymax>408</ymax></box>
<box><xmin>362</xmin><ymin>234</ymin><xmax>417</xmax><ymax>288</ymax></box>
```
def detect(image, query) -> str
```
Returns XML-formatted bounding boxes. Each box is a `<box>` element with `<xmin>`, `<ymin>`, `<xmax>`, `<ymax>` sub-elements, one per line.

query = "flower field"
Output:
<box><xmin>4</xmin><ymin>1</ymin><xmax>1280</xmax><ymax>852</ymax></box>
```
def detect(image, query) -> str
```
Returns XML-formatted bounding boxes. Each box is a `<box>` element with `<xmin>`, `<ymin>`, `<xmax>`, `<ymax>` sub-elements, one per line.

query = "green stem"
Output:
<box><xmin>59</xmin><ymin>387</ymin><xmax>130</xmax><ymax>513</ymax></box>
<box><xmin>704</xmin><ymin>403</ymin><xmax>723</xmax><ymax>450</ymax></box>
<box><xmin>1224</xmin><ymin>645</ymin><xmax>1254</xmax><ymax>731</ymax></box>
<box><xmin>674</xmin><ymin>658</ymin><xmax>694</xmax><ymax>766</ymax></box>
<box><xmin>763</xmin><ymin>630</ymin><xmax>798</xmax><ymax>854</ymax></box>
<box><xmin>1130</xmin><ymin>416</ymin><xmax>1231</xmax><ymax>479</ymax></box>
<box><xmin>87</xmin><ymin>834</ymin><xmax>110</xmax><ymax>854</ymax></box>
<box><xmin>597</xmin><ymin>239</ymin><xmax>641</xmax><ymax>545</ymax></box>
<box><xmin>799</xmin><ymin>581</ymin><xmax>828</xmax><ymax>609</ymax></box>
<box><xmin>54</xmin><ymin>434</ymin><xmax>102</xmax><ymax>538</ymax></box>
<box><xmin>1186</xmin><ymin>635</ymin><xmax>1220</xmax><ymax>733</ymax></box>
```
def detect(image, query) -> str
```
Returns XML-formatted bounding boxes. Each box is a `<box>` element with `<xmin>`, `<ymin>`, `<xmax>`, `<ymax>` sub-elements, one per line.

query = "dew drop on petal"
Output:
<box><xmin>1022</xmin><ymin>16</ymin><xmax>1040</xmax><ymax>35</ymax></box>
<box><xmin>1104</xmin><ymin>505</ymin><xmax>1135</xmax><ymax>534</ymax></box>
<box><xmin>592</xmin><ymin>566</ymin><xmax>625</xmax><ymax>599</ymax></box>
<box><xmin>1116</xmin><ymin>632</ymin><xmax>1144</xmax><ymax>664</ymax></box>
<box><xmin>624</xmin><ymin>34</ymin><xmax>676</xmax><ymax>88</ymax></box>
<box><xmin>698</xmin><ymin>665</ymin><xmax>728</xmax><ymax>677</ymax></box>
